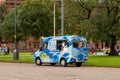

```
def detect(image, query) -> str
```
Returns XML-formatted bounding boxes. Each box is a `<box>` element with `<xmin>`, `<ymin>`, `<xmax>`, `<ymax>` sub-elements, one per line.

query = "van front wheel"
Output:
<box><xmin>36</xmin><ymin>58</ymin><xmax>42</xmax><ymax>66</ymax></box>
<box><xmin>60</xmin><ymin>59</ymin><xmax>67</xmax><ymax>67</ymax></box>
<box><xmin>75</xmin><ymin>62</ymin><xmax>82</xmax><ymax>67</ymax></box>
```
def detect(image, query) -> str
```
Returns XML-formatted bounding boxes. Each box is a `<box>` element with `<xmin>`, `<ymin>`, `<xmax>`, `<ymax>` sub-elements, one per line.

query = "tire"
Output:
<box><xmin>35</xmin><ymin>58</ymin><xmax>42</xmax><ymax>66</ymax></box>
<box><xmin>50</xmin><ymin>63</ymin><xmax>56</xmax><ymax>66</ymax></box>
<box><xmin>60</xmin><ymin>59</ymin><xmax>67</xmax><ymax>67</ymax></box>
<box><xmin>75</xmin><ymin>62</ymin><xmax>82</xmax><ymax>67</ymax></box>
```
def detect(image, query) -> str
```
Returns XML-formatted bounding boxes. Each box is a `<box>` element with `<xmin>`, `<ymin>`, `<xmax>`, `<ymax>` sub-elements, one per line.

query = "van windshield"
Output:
<box><xmin>73</xmin><ymin>41</ymin><xmax>86</xmax><ymax>48</ymax></box>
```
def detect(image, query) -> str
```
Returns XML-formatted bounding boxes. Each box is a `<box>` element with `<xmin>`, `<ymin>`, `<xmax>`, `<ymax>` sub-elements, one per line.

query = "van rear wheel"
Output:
<box><xmin>60</xmin><ymin>59</ymin><xmax>67</xmax><ymax>67</ymax></box>
<box><xmin>36</xmin><ymin>58</ymin><xmax>42</xmax><ymax>66</ymax></box>
<box><xmin>75</xmin><ymin>62</ymin><xmax>82</xmax><ymax>67</ymax></box>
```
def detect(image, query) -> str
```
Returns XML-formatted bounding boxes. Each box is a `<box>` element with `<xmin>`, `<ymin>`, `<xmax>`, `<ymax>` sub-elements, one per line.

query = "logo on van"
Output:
<box><xmin>41</xmin><ymin>53</ymin><xmax>47</xmax><ymax>58</ymax></box>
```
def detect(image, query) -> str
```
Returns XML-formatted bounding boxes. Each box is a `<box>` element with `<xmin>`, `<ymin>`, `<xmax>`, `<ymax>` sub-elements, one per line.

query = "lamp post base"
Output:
<box><xmin>13</xmin><ymin>49</ymin><xmax>19</xmax><ymax>60</ymax></box>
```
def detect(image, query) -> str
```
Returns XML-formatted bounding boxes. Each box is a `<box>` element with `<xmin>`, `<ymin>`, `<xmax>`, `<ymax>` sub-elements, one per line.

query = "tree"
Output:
<box><xmin>64</xmin><ymin>0</ymin><xmax>97</xmax><ymax>39</ymax></box>
<box><xmin>19</xmin><ymin>0</ymin><xmax>61</xmax><ymax>38</ymax></box>
<box><xmin>0</xmin><ymin>0</ymin><xmax>61</xmax><ymax>43</ymax></box>
<box><xmin>64</xmin><ymin>0</ymin><xmax>120</xmax><ymax>55</ymax></box>
<box><xmin>75</xmin><ymin>0</ymin><xmax>120</xmax><ymax>55</ymax></box>
<box><xmin>0</xmin><ymin>2</ymin><xmax>8</xmax><ymax>22</ymax></box>
<box><xmin>91</xmin><ymin>0</ymin><xmax>120</xmax><ymax>55</ymax></box>
<box><xmin>0</xmin><ymin>5</ymin><xmax>24</xmax><ymax>43</ymax></box>
<box><xmin>0</xmin><ymin>2</ymin><xmax>8</xmax><ymax>42</ymax></box>
<box><xmin>19</xmin><ymin>0</ymin><xmax>52</xmax><ymax>38</ymax></box>
<box><xmin>64</xmin><ymin>0</ymin><xmax>81</xmax><ymax>35</ymax></box>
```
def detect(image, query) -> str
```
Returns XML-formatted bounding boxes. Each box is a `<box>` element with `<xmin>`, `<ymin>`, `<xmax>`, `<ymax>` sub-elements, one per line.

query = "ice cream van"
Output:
<box><xmin>34</xmin><ymin>35</ymin><xmax>88</xmax><ymax>67</ymax></box>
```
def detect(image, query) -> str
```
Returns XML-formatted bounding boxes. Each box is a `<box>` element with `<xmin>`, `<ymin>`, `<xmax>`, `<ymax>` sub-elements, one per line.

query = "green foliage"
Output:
<box><xmin>64</xmin><ymin>0</ymin><xmax>120</xmax><ymax>55</ymax></box>
<box><xmin>0</xmin><ymin>7</ymin><xmax>24</xmax><ymax>42</ymax></box>
<box><xmin>67</xmin><ymin>0</ymin><xmax>120</xmax><ymax>55</ymax></box>
<box><xmin>64</xmin><ymin>0</ymin><xmax>81</xmax><ymax>35</ymax></box>
<box><xmin>0</xmin><ymin>2</ymin><xmax>8</xmax><ymax>40</ymax></box>
<box><xmin>19</xmin><ymin>0</ymin><xmax>54</xmax><ymax>38</ymax></box>
<box><xmin>89</xmin><ymin>0</ymin><xmax>120</xmax><ymax>55</ymax></box>
<box><xmin>1</xmin><ymin>0</ymin><xmax>120</xmax><ymax>55</ymax></box>
<box><xmin>0</xmin><ymin>0</ymin><xmax>61</xmax><ymax>42</ymax></box>
<box><xmin>64</xmin><ymin>0</ymin><xmax>99</xmax><ymax>36</ymax></box>
<box><xmin>0</xmin><ymin>2</ymin><xmax>8</xmax><ymax>22</ymax></box>
<box><xmin>0</xmin><ymin>9</ymin><xmax>14</xmax><ymax>42</ymax></box>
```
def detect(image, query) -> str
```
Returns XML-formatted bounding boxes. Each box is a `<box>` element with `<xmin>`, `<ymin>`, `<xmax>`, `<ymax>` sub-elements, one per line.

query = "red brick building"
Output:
<box><xmin>5</xmin><ymin>0</ymin><xmax>24</xmax><ymax>11</ymax></box>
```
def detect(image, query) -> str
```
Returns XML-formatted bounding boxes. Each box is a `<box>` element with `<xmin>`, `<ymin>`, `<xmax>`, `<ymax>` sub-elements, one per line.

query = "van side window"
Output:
<box><xmin>57</xmin><ymin>40</ymin><xmax>69</xmax><ymax>50</ymax></box>
<box><xmin>48</xmin><ymin>41</ymin><xmax>56</xmax><ymax>50</ymax></box>
<box><xmin>57</xmin><ymin>41</ymin><xmax>62</xmax><ymax>50</ymax></box>
<box><xmin>73</xmin><ymin>42</ymin><xmax>78</xmax><ymax>48</ymax></box>
<box><xmin>73</xmin><ymin>41</ymin><xmax>86</xmax><ymax>48</ymax></box>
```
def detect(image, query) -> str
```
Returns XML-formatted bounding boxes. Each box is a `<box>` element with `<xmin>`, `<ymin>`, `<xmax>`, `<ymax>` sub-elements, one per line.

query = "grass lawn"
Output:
<box><xmin>0</xmin><ymin>52</ymin><xmax>120</xmax><ymax>67</ymax></box>
<box><xmin>83</xmin><ymin>55</ymin><xmax>120</xmax><ymax>67</ymax></box>
<box><xmin>0</xmin><ymin>52</ymin><xmax>34</xmax><ymax>63</ymax></box>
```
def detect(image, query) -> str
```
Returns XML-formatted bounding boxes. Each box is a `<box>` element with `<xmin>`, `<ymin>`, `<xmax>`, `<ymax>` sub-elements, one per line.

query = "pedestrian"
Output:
<box><xmin>4</xmin><ymin>46</ymin><xmax>8</xmax><ymax>55</ymax></box>
<box><xmin>31</xmin><ymin>48</ymin><xmax>36</xmax><ymax>55</ymax></box>
<box><xmin>7</xmin><ymin>46</ymin><xmax>10</xmax><ymax>54</ymax></box>
<box><xmin>0</xmin><ymin>47</ymin><xmax>1</xmax><ymax>52</ymax></box>
<box><xmin>116</xmin><ymin>47</ymin><xmax>119</xmax><ymax>56</ymax></box>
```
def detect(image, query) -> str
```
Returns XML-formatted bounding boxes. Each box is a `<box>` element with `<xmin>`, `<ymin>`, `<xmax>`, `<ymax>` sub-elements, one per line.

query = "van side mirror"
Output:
<box><xmin>39</xmin><ymin>48</ymin><xmax>42</xmax><ymax>51</ymax></box>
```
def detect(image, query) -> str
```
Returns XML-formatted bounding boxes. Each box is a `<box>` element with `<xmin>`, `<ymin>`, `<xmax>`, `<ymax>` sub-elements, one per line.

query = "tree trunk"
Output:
<box><xmin>109</xmin><ymin>35</ymin><xmax>116</xmax><ymax>56</ymax></box>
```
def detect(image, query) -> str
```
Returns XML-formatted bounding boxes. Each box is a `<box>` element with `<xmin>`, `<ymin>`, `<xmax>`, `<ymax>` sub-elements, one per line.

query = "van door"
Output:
<box><xmin>39</xmin><ymin>42</ymin><xmax>50</xmax><ymax>62</ymax></box>
<box><xmin>48</xmin><ymin>40</ymin><xmax>60</xmax><ymax>63</ymax></box>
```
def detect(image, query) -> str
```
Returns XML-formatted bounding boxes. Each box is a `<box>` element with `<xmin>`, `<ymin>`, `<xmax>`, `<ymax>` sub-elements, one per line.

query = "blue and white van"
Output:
<box><xmin>34</xmin><ymin>35</ymin><xmax>88</xmax><ymax>67</ymax></box>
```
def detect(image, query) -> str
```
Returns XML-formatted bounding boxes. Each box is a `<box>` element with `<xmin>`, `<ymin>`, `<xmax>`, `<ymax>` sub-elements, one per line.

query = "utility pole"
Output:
<box><xmin>13</xmin><ymin>0</ymin><xmax>19</xmax><ymax>60</ymax></box>
<box><xmin>61</xmin><ymin>0</ymin><xmax>64</xmax><ymax>36</ymax></box>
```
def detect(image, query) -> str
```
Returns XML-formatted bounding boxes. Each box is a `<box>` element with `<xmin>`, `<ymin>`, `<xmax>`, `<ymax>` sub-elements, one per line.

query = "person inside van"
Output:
<box><xmin>57</xmin><ymin>41</ymin><xmax>62</xmax><ymax>50</ymax></box>
<box><xmin>61</xmin><ymin>41</ymin><xmax>69</xmax><ymax>54</ymax></box>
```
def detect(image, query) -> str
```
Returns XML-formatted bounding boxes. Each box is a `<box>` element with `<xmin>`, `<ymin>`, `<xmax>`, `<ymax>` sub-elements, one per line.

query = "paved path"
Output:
<box><xmin>0</xmin><ymin>62</ymin><xmax>120</xmax><ymax>80</ymax></box>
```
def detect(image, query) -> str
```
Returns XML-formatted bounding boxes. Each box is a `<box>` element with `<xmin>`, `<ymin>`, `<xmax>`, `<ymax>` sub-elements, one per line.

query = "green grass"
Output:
<box><xmin>0</xmin><ymin>52</ymin><xmax>34</xmax><ymax>63</ymax></box>
<box><xmin>83</xmin><ymin>55</ymin><xmax>120</xmax><ymax>67</ymax></box>
<box><xmin>0</xmin><ymin>52</ymin><xmax>120</xmax><ymax>67</ymax></box>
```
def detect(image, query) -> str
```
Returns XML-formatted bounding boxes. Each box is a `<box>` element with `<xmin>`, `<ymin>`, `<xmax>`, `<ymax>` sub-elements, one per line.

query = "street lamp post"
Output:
<box><xmin>13</xmin><ymin>0</ymin><xmax>19</xmax><ymax>60</ymax></box>
<box><xmin>61</xmin><ymin>0</ymin><xmax>64</xmax><ymax>36</ymax></box>
<box><xmin>54</xmin><ymin>0</ymin><xmax>56</xmax><ymax>37</ymax></box>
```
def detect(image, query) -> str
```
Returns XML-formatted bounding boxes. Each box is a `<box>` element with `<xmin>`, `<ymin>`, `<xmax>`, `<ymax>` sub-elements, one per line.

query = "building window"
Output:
<box><xmin>21</xmin><ymin>40</ymin><xmax>26</xmax><ymax>49</ymax></box>
<box><xmin>29</xmin><ymin>42</ymin><xmax>31</xmax><ymax>49</ymax></box>
<box><xmin>34</xmin><ymin>43</ymin><xmax>36</xmax><ymax>49</ymax></box>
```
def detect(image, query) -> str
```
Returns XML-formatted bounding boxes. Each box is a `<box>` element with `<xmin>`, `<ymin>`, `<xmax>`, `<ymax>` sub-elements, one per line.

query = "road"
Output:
<box><xmin>0</xmin><ymin>62</ymin><xmax>120</xmax><ymax>80</ymax></box>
